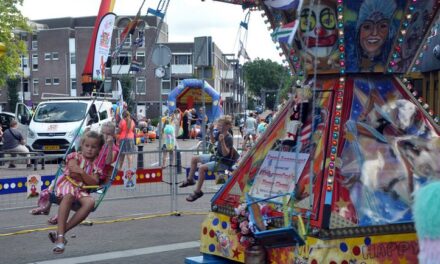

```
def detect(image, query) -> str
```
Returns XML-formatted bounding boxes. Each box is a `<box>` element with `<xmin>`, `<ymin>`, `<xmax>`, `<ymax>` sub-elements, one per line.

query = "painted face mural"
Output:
<box><xmin>356</xmin><ymin>0</ymin><xmax>397</xmax><ymax>68</ymax></box>
<box><xmin>359</xmin><ymin>18</ymin><xmax>390</xmax><ymax>58</ymax></box>
<box><xmin>296</xmin><ymin>1</ymin><xmax>338</xmax><ymax>72</ymax></box>
<box><xmin>298</xmin><ymin>2</ymin><xmax>337</xmax><ymax>58</ymax></box>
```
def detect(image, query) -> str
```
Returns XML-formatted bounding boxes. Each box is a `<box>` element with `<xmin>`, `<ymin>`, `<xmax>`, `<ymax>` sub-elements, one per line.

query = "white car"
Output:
<box><xmin>17</xmin><ymin>97</ymin><xmax>113</xmax><ymax>153</ymax></box>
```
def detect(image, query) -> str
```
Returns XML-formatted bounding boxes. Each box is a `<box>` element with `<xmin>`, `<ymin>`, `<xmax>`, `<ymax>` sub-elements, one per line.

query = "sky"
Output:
<box><xmin>19</xmin><ymin>0</ymin><xmax>283</xmax><ymax>64</ymax></box>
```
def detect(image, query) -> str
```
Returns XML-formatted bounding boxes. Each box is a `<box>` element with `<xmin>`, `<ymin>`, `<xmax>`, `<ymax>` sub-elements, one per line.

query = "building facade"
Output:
<box><xmin>2</xmin><ymin>15</ymin><xmax>244</xmax><ymax>119</ymax></box>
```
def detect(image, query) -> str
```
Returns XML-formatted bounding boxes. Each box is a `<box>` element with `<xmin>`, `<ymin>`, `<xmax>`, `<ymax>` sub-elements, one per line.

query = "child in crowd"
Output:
<box><xmin>50</xmin><ymin>130</ymin><xmax>104</xmax><ymax>254</ymax></box>
<box><xmin>162</xmin><ymin>119</ymin><xmax>176</xmax><ymax>168</ymax></box>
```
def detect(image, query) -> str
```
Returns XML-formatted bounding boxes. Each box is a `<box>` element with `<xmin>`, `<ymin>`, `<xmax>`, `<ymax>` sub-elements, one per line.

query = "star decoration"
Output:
<box><xmin>383</xmin><ymin>259</ymin><xmax>393</xmax><ymax>264</ymax></box>
<box><xmin>398</xmin><ymin>256</ymin><xmax>408</xmax><ymax>264</ymax></box>
<box><xmin>232</xmin><ymin>247</ymin><xmax>241</xmax><ymax>259</ymax></box>
<box><xmin>336</xmin><ymin>198</ymin><xmax>349</xmax><ymax>210</ymax></box>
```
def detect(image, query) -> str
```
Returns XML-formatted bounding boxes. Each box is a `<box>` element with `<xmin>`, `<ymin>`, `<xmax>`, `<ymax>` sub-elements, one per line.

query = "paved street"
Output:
<box><xmin>0</xmin><ymin>135</ymin><xmax>244</xmax><ymax>264</ymax></box>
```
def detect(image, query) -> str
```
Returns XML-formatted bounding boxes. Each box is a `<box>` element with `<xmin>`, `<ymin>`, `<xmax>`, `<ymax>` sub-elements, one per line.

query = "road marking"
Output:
<box><xmin>30</xmin><ymin>240</ymin><xmax>200</xmax><ymax>264</ymax></box>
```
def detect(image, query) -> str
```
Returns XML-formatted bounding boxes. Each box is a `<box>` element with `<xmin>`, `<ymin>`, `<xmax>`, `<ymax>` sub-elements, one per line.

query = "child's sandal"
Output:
<box><xmin>30</xmin><ymin>207</ymin><xmax>49</xmax><ymax>215</ymax></box>
<box><xmin>52</xmin><ymin>234</ymin><xmax>67</xmax><ymax>254</ymax></box>
<box><xmin>49</xmin><ymin>232</ymin><xmax>67</xmax><ymax>245</ymax></box>
<box><xmin>186</xmin><ymin>190</ymin><xmax>204</xmax><ymax>202</ymax></box>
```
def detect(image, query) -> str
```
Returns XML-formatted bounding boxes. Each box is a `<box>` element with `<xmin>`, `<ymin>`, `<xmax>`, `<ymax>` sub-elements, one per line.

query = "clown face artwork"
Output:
<box><xmin>297</xmin><ymin>1</ymin><xmax>338</xmax><ymax>72</ymax></box>
<box><xmin>123</xmin><ymin>169</ymin><xmax>136</xmax><ymax>189</ymax></box>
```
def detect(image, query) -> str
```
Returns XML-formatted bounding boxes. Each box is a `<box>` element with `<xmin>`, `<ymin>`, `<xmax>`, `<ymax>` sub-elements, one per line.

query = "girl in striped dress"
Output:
<box><xmin>51</xmin><ymin>130</ymin><xmax>104</xmax><ymax>254</ymax></box>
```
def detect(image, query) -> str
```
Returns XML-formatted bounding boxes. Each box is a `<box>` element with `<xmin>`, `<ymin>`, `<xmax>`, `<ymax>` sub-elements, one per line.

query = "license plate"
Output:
<box><xmin>43</xmin><ymin>145</ymin><xmax>60</xmax><ymax>151</ymax></box>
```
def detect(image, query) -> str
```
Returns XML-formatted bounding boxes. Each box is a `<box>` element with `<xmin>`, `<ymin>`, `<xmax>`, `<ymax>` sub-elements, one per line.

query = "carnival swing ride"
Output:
<box><xmin>44</xmin><ymin>0</ymin><xmax>172</xmax><ymax>211</ymax></box>
<box><xmin>194</xmin><ymin>0</ymin><xmax>440</xmax><ymax>263</ymax></box>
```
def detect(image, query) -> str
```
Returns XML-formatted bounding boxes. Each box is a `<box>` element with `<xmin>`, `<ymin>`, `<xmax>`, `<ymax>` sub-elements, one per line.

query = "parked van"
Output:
<box><xmin>16</xmin><ymin>94</ymin><xmax>114</xmax><ymax>153</ymax></box>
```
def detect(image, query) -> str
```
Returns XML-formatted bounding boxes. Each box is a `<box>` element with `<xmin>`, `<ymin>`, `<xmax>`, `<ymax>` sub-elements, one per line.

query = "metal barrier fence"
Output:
<box><xmin>0</xmin><ymin>146</ymin><xmax>232</xmax><ymax>212</ymax></box>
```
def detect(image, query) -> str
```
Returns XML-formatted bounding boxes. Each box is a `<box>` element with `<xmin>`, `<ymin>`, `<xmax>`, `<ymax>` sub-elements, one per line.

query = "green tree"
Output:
<box><xmin>120</xmin><ymin>75</ymin><xmax>135</xmax><ymax>113</ymax></box>
<box><xmin>6</xmin><ymin>78</ymin><xmax>19</xmax><ymax>112</ymax></box>
<box><xmin>0</xmin><ymin>0</ymin><xmax>29</xmax><ymax>87</ymax></box>
<box><xmin>243</xmin><ymin>59</ymin><xmax>292</xmax><ymax>110</ymax></box>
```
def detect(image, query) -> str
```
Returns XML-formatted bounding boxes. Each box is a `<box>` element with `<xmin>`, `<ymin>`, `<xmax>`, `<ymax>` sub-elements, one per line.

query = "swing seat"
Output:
<box><xmin>147</xmin><ymin>8</ymin><xmax>165</xmax><ymax>18</ymax></box>
<box><xmin>247</xmin><ymin>194</ymin><xmax>306</xmax><ymax>248</ymax></box>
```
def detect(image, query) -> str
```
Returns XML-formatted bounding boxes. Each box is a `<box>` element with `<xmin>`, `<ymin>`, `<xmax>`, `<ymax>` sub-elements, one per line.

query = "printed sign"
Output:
<box><xmin>123</xmin><ymin>168</ymin><xmax>137</xmax><ymax>190</ymax></box>
<box><xmin>27</xmin><ymin>174</ymin><xmax>41</xmax><ymax>199</ymax></box>
<box><xmin>249</xmin><ymin>150</ymin><xmax>309</xmax><ymax>203</ymax></box>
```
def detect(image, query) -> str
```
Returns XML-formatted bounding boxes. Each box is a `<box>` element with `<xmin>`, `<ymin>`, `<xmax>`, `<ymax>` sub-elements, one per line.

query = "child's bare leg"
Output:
<box><xmin>56</xmin><ymin>194</ymin><xmax>74</xmax><ymax>242</ymax></box>
<box><xmin>65</xmin><ymin>196</ymin><xmax>95</xmax><ymax>233</ymax></box>
<box><xmin>118</xmin><ymin>154</ymin><xmax>125</xmax><ymax>170</ymax></box>
<box><xmin>127</xmin><ymin>154</ymin><xmax>133</xmax><ymax>168</ymax></box>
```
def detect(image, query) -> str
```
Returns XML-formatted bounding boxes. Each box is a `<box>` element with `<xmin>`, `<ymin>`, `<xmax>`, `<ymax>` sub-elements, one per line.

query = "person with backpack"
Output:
<box><xmin>179</xmin><ymin>115</ymin><xmax>239</xmax><ymax>202</ymax></box>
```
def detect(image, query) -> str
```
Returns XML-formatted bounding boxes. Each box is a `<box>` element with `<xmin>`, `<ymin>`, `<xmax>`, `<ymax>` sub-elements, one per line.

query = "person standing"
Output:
<box><xmin>181</xmin><ymin>110</ymin><xmax>190</xmax><ymax>140</ymax></box>
<box><xmin>2</xmin><ymin>120</ymin><xmax>31</xmax><ymax>168</ymax></box>
<box><xmin>243</xmin><ymin>112</ymin><xmax>257</xmax><ymax>148</ymax></box>
<box><xmin>118</xmin><ymin>110</ymin><xmax>135</xmax><ymax>170</ymax></box>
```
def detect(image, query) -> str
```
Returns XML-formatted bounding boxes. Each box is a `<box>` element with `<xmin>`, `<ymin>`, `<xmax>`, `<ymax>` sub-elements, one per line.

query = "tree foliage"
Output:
<box><xmin>120</xmin><ymin>75</ymin><xmax>135</xmax><ymax>113</ymax></box>
<box><xmin>0</xmin><ymin>0</ymin><xmax>29</xmax><ymax>88</ymax></box>
<box><xmin>243</xmin><ymin>58</ymin><xmax>292</xmax><ymax>110</ymax></box>
<box><xmin>6</xmin><ymin>78</ymin><xmax>19</xmax><ymax>112</ymax></box>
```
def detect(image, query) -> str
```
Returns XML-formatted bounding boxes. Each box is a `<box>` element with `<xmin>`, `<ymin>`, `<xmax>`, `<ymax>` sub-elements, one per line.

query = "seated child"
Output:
<box><xmin>50</xmin><ymin>130</ymin><xmax>104</xmax><ymax>254</ymax></box>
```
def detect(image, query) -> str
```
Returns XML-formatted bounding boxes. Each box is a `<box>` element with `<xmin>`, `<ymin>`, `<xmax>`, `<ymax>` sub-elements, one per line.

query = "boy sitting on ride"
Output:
<box><xmin>180</xmin><ymin>115</ymin><xmax>239</xmax><ymax>202</ymax></box>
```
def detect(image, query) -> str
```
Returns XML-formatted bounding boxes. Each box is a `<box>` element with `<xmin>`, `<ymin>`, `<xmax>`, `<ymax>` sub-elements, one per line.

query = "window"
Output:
<box><xmin>136</xmin><ymin>51</ymin><xmax>145</xmax><ymax>67</ymax></box>
<box><xmin>162</xmin><ymin>80</ymin><xmax>171</xmax><ymax>93</ymax></box>
<box><xmin>174</xmin><ymin>78</ymin><xmax>184</xmax><ymax>87</ymax></box>
<box><xmin>99</xmin><ymin>110</ymin><xmax>108</xmax><ymax>121</ymax></box>
<box><xmin>123</xmin><ymin>35</ymin><xmax>131</xmax><ymax>47</ymax></box>
<box><xmin>32</xmin><ymin>54</ymin><xmax>38</xmax><ymax>71</ymax></box>
<box><xmin>136</xmin><ymin>78</ymin><xmax>146</xmax><ymax>94</ymax></box>
<box><xmin>53</xmin><ymin>78</ymin><xmax>60</xmax><ymax>85</ymax></box>
<box><xmin>71</xmin><ymin>78</ymin><xmax>77</xmax><ymax>90</ymax></box>
<box><xmin>173</xmin><ymin>55</ymin><xmax>191</xmax><ymax>65</ymax></box>
<box><xmin>52</xmin><ymin>52</ymin><xmax>59</xmax><ymax>60</ymax></box>
<box><xmin>104</xmin><ymin>80</ymin><xmax>112</xmax><ymax>93</ymax></box>
<box><xmin>70</xmin><ymin>53</ymin><xmax>76</xmax><ymax>64</ymax></box>
<box><xmin>44</xmin><ymin>53</ymin><xmax>51</xmax><ymax>60</ymax></box>
<box><xmin>33</xmin><ymin>79</ymin><xmax>39</xmax><ymax>95</ymax></box>
<box><xmin>45</xmin><ymin>78</ymin><xmax>52</xmax><ymax>85</ymax></box>
<box><xmin>31</xmin><ymin>35</ymin><xmax>38</xmax><ymax>50</ymax></box>
<box><xmin>118</xmin><ymin>52</ymin><xmax>130</xmax><ymax>65</ymax></box>
<box><xmin>136</xmin><ymin>31</ymin><xmax>144</xmax><ymax>47</ymax></box>
<box><xmin>34</xmin><ymin>102</ymin><xmax>88</xmax><ymax>123</ymax></box>
<box><xmin>105</xmin><ymin>56</ymin><xmax>111</xmax><ymax>68</ymax></box>
<box><xmin>21</xmin><ymin>55</ymin><xmax>28</xmax><ymax>68</ymax></box>
<box><xmin>23</xmin><ymin>79</ymin><xmax>29</xmax><ymax>92</ymax></box>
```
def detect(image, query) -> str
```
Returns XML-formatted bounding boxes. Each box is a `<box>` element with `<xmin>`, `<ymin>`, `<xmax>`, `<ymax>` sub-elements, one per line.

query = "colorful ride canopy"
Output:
<box><xmin>167</xmin><ymin>79</ymin><xmax>223</xmax><ymax>121</ymax></box>
<box><xmin>261</xmin><ymin>0</ymin><xmax>440</xmax><ymax>74</ymax></box>
<box><xmin>212</xmin><ymin>75</ymin><xmax>440</xmax><ymax>230</ymax></box>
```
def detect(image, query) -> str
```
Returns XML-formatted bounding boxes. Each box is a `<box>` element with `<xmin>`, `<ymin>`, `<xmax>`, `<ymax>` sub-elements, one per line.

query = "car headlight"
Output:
<box><xmin>28</xmin><ymin>129</ymin><xmax>36</xmax><ymax>139</ymax></box>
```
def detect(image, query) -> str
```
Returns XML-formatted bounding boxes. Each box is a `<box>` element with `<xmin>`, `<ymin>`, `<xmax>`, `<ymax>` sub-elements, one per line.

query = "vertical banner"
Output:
<box><xmin>27</xmin><ymin>175</ymin><xmax>42</xmax><ymax>199</ymax></box>
<box><xmin>92</xmin><ymin>13</ymin><xmax>116</xmax><ymax>81</ymax></box>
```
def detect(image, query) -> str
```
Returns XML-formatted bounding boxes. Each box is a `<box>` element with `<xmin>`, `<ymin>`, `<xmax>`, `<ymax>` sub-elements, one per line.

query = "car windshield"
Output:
<box><xmin>34</xmin><ymin>102</ymin><xmax>88</xmax><ymax>123</ymax></box>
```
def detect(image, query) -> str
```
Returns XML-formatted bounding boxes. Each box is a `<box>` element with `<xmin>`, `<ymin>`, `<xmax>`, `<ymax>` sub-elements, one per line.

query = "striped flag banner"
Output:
<box><xmin>271</xmin><ymin>20</ymin><xmax>299</xmax><ymax>45</ymax></box>
<box><xmin>264</xmin><ymin>0</ymin><xmax>303</xmax><ymax>10</ymax></box>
